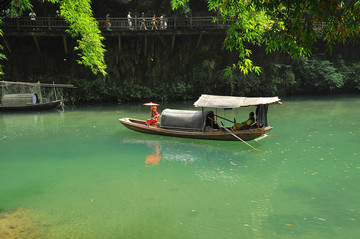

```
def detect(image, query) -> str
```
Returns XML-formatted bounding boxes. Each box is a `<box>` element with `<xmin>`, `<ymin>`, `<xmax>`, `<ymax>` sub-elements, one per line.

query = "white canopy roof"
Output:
<box><xmin>193</xmin><ymin>94</ymin><xmax>281</xmax><ymax>108</ymax></box>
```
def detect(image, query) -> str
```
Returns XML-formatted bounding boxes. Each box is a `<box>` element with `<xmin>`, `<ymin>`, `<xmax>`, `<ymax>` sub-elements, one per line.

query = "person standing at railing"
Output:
<box><xmin>29</xmin><ymin>10</ymin><xmax>36</xmax><ymax>30</ymax></box>
<box><xmin>160</xmin><ymin>15</ymin><xmax>164</xmax><ymax>29</ymax></box>
<box><xmin>127</xmin><ymin>12</ymin><xmax>132</xmax><ymax>29</ymax></box>
<box><xmin>29</xmin><ymin>10</ymin><xmax>36</xmax><ymax>20</ymax></box>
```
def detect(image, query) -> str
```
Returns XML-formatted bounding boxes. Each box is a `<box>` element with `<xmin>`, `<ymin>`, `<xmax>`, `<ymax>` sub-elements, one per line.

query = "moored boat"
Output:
<box><xmin>0</xmin><ymin>100</ymin><xmax>64</xmax><ymax>111</ymax></box>
<box><xmin>119</xmin><ymin>94</ymin><xmax>281</xmax><ymax>142</ymax></box>
<box><xmin>0</xmin><ymin>81</ymin><xmax>75</xmax><ymax>112</ymax></box>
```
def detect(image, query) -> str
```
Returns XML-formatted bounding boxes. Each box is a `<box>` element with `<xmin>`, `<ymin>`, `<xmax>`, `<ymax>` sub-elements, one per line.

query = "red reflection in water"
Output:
<box><xmin>145</xmin><ymin>142</ymin><xmax>162</xmax><ymax>167</ymax></box>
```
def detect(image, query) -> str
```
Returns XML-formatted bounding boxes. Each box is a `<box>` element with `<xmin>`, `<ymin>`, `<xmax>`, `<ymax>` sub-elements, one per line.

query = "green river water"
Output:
<box><xmin>0</xmin><ymin>96</ymin><xmax>359</xmax><ymax>239</ymax></box>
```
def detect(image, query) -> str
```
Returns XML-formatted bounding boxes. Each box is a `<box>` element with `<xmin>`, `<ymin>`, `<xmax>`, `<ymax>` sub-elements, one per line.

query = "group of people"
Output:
<box><xmin>144</xmin><ymin>104</ymin><xmax>256</xmax><ymax>131</ymax></box>
<box><xmin>127</xmin><ymin>12</ymin><xmax>167</xmax><ymax>30</ymax></box>
<box><xmin>28</xmin><ymin>10</ymin><xmax>167</xmax><ymax>31</ymax></box>
<box><xmin>29</xmin><ymin>9</ymin><xmax>61</xmax><ymax>20</ymax></box>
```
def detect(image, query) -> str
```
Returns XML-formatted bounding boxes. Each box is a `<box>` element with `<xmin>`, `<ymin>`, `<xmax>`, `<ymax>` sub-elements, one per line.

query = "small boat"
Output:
<box><xmin>119</xmin><ymin>94</ymin><xmax>281</xmax><ymax>142</ymax></box>
<box><xmin>0</xmin><ymin>81</ymin><xmax>75</xmax><ymax>112</ymax></box>
<box><xmin>0</xmin><ymin>99</ymin><xmax>64</xmax><ymax>111</ymax></box>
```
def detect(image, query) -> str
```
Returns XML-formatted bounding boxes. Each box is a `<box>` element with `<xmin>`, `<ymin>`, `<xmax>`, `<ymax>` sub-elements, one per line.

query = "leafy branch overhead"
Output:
<box><xmin>59</xmin><ymin>0</ymin><xmax>107</xmax><ymax>76</ymax></box>
<box><xmin>173</xmin><ymin>0</ymin><xmax>360</xmax><ymax>75</ymax></box>
<box><xmin>4</xmin><ymin>0</ymin><xmax>107</xmax><ymax>76</ymax></box>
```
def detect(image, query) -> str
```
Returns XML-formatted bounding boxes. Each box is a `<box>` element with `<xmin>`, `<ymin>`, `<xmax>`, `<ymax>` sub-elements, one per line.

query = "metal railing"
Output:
<box><xmin>2</xmin><ymin>16</ymin><xmax>328</xmax><ymax>34</ymax></box>
<box><xmin>2</xmin><ymin>16</ymin><xmax>231</xmax><ymax>32</ymax></box>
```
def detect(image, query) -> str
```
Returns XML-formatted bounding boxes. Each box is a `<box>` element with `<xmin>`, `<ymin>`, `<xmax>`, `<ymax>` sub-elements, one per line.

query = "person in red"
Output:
<box><xmin>145</xmin><ymin>105</ymin><xmax>160</xmax><ymax>126</ymax></box>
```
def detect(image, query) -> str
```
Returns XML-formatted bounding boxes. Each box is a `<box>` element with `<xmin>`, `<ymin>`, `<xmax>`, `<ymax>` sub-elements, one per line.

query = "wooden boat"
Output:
<box><xmin>0</xmin><ymin>81</ymin><xmax>75</xmax><ymax>112</ymax></box>
<box><xmin>119</xmin><ymin>94</ymin><xmax>281</xmax><ymax>141</ymax></box>
<box><xmin>0</xmin><ymin>99</ymin><xmax>63</xmax><ymax>111</ymax></box>
<box><xmin>120</xmin><ymin>118</ymin><xmax>273</xmax><ymax>141</ymax></box>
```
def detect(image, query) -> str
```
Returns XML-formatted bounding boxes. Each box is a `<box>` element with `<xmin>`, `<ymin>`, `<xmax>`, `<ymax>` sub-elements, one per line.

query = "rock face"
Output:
<box><xmin>2</xmin><ymin>33</ymin><xmax>240</xmax><ymax>103</ymax></box>
<box><xmin>3</xmin><ymin>33</ymin><xmax>232</xmax><ymax>84</ymax></box>
<box><xmin>2</xmin><ymin>33</ymin><xmax>360</xmax><ymax>103</ymax></box>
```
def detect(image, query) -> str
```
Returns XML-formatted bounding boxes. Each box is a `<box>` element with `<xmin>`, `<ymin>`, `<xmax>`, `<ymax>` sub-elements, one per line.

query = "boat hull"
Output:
<box><xmin>119</xmin><ymin>118</ymin><xmax>272</xmax><ymax>141</ymax></box>
<box><xmin>0</xmin><ymin>100</ymin><xmax>63</xmax><ymax>111</ymax></box>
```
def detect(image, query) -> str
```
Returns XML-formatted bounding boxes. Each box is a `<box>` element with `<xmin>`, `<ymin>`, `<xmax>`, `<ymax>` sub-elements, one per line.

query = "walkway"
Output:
<box><xmin>2</xmin><ymin>16</ymin><xmax>230</xmax><ymax>35</ymax></box>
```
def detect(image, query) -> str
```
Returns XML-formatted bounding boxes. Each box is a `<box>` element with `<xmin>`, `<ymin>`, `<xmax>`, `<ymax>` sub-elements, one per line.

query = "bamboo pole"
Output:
<box><xmin>0</xmin><ymin>81</ymin><xmax>76</xmax><ymax>88</ymax></box>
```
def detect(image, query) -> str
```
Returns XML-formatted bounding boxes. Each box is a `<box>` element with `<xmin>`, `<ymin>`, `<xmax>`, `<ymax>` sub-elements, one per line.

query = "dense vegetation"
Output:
<box><xmin>173</xmin><ymin>0</ymin><xmax>360</xmax><ymax>75</ymax></box>
<box><xmin>63</xmin><ymin>48</ymin><xmax>360</xmax><ymax>104</ymax></box>
<box><xmin>1</xmin><ymin>0</ymin><xmax>360</xmax><ymax>104</ymax></box>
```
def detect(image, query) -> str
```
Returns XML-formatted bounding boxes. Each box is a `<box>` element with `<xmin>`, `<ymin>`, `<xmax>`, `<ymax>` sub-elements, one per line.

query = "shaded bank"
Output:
<box><xmin>2</xmin><ymin>34</ymin><xmax>360</xmax><ymax>104</ymax></box>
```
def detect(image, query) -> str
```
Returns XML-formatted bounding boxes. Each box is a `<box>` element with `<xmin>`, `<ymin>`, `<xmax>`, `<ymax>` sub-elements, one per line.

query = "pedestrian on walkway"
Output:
<box><xmin>140</xmin><ymin>12</ymin><xmax>147</xmax><ymax>30</ymax></box>
<box><xmin>29</xmin><ymin>10</ymin><xmax>36</xmax><ymax>30</ymax></box>
<box><xmin>160</xmin><ymin>14</ymin><xmax>164</xmax><ymax>29</ymax></box>
<box><xmin>106</xmin><ymin>13</ymin><xmax>112</xmax><ymax>31</ymax></box>
<box><xmin>127</xmin><ymin>12</ymin><xmax>132</xmax><ymax>29</ymax></box>
<box><xmin>29</xmin><ymin>10</ymin><xmax>36</xmax><ymax>21</ymax></box>
<box><xmin>152</xmin><ymin>14</ymin><xmax>158</xmax><ymax>30</ymax></box>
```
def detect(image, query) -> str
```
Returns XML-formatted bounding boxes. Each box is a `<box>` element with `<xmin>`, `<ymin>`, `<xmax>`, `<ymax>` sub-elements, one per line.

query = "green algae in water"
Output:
<box><xmin>0</xmin><ymin>96</ymin><xmax>360</xmax><ymax>239</ymax></box>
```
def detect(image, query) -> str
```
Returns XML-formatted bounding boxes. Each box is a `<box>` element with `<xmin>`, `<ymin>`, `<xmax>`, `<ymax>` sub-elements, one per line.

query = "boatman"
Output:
<box><xmin>145</xmin><ymin>105</ymin><xmax>160</xmax><ymax>126</ymax></box>
<box><xmin>232</xmin><ymin>112</ymin><xmax>255</xmax><ymax>131</ymax></box>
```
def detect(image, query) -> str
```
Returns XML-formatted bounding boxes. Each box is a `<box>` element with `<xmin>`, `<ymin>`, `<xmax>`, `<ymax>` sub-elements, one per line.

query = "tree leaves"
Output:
<box><xmin>59</xmin><ymin>0</ymin><xmax>107</xmax><ymax>75</ymax></box>
<box><xmin>0</xmin><ymin>0</ymin><xmax>107</xmax><ymax>77</ymax></box>
<box><xmin>173</xmin><ymin>0</ymin><xmax>360</xmax><ymax>76</ymax></box>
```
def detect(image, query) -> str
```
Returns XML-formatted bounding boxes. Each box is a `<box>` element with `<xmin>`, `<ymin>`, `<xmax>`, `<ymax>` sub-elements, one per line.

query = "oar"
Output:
<box><xmin>266</xmin><ymin>135</ymin><xmax>280</xmax><ymax>138</ymax></box>
<box><xmin>220</xmin><ymin>123</ymin><xmax>261</xmax><ymax>151</ymax></box>
<box><xmin>214</xmin><ymin>114</ymin><xmax>235</xmax><ymax>123</ymax></box>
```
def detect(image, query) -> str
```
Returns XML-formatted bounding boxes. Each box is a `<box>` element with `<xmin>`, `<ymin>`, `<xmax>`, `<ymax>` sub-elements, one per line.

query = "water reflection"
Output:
<box><xmin>121</xmin><ymin>137</ymin><xmax>256</xmax><ymax>184</ymax></box>
<box><xmin>145</xmin><ymin>141</ymin><xmax>162</xmax><ymax>167</ymax></box>
<box><xmin>0</xmin><ymin>111</ymin><xmax>64</xmax><ymax>137</ymax></box>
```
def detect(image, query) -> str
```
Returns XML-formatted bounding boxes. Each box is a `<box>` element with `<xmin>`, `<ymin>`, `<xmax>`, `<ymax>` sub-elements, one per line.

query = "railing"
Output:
<box><xmin>2</xmin><ymin>16</ymin><xmax>328</xmax><ymax>34</ymax></box>
<box><xmin>2</xmin><ymin>16</ymin><xmax>231</xmax><ymax>32</ymax></box>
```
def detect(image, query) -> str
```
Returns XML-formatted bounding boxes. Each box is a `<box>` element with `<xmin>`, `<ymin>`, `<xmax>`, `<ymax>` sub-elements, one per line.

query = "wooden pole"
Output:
<box><xmin>196</xmin><ymin>33</ymin><xmax>203</xmax><ymax>49</ymax></box>
<box><xmin>144</xmin><ymin>35</ymin><xmax>147</xmax><ymax>56</ymax></box>
<box><xmin>37</xmin><ymin>81</ymin><xmax>43</xmax><ymax>103</ymax></box>
<box><xmin>2</xmin><ymin>36</ymin><xmax>11</xmax><ymax>53</ymax></box>
<box><xmin>171</xmin><ymin>34</ymin><xmax>175</xmax><ymax>54</ymax></box>
<box><xmin>118</xmin><ymin>35</ymin><xmax>121</xmax><ymax>53</ymax></box>
<box><xmin>63</xmin><ymin>36</ymin><xmax>68</xmax><ymax>54</ymax></box>
<box><xmin>32</xmin><ymin>36</ymin><xmax>41</xmax><ymax>54</ymax></box>
<box><xmin>0</xmin><ymin>81</ymin><xmax>76</xmax><ymax>88</ymax></box>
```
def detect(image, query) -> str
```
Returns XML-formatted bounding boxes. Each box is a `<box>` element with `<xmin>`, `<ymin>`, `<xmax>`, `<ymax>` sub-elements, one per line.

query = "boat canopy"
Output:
<box><xmin>160</xmin><ymin>109</ymin><xmax>214</xmax><ymax>131</ymax></box>
<box><xmin>193</xmin><ymin>94</ymin><xmax>281</xmax><ymax>109</ymax></box>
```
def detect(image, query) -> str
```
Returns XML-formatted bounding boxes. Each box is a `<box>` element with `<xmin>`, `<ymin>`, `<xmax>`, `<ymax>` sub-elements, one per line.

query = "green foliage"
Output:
<box><xmin>0</xmin><ymin>18</ymin><xmax>6</xmax><ymax>76</ymax></box>
<box><xmin>60</xmin><ymin>51</ymin><xmax>360</xmax><ymax>104</ymax></box>
<box><xmin>345</xmin><ymin>63</ymin><xmax>360</xmax><ymax>91</ymax></box>
<box><xmin>171</xmin><ymin>0</ymin><xmax>187</xmax><ymax>10</ymax></box>
<box><xmin>269</xmin><ymin>64</ymin><xmax>299</xmax><ymax>95</ymax></box>
<box><xmin>1</xmin><ymin>8</ymin><xmax>21</xmax><ymax>18</ymax></box>
<box><xmin>0</xmin><ymin>0</ymin><xmax>107</xmax><ymax>77</ymax></box>
<box><xmin>64</xmin><ymin>78</ymin><xmax>117</xmax><ymax>104</ymax></box>
<box><xmin>171</xmin><ymin>0</ymin><xmax>192</xmax><ymax>16</ymax></box>
<box><xmin>118</xmin><ymin>81</ymin><xmax>192</xmax><ymax>103</ymax></box>
<box><xmin>10</xmin><ymin>0</ymin><xmax>32</xmax><ymax>14</ymax></box>
<box><xmin>211</xmin><ymin>1</ymin><xmax>273</xmax><ymax>75</ymax></box>
<box><xmin>294</xmin><ymin>57</ymin><xmax>345</xmax><ymax>92</ymax></box>
<box><xmin>59</xmin><ymin>0</ymin><xmax>107</xmax><ymax>76</ymax></box>
<box><xmin>190</xmin><ymin>59</ymin><xmax>216</xmax><ymax>93</ymax></box>
<box><xmin>172</xmin><ymin>0</ymin><xmax>360</xmax><ymax>78</ymax></box>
